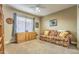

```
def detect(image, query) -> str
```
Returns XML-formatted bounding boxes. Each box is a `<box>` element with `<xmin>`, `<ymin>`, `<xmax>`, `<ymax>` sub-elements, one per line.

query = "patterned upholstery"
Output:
<box><xmin>40</xmin><ymin>30</ymin><xmax>72</xmax><ymax>47</ymax></box>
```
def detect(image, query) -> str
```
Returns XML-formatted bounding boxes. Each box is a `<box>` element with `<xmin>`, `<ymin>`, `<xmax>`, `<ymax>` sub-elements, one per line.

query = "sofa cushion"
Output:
<box><xmin>49</xmin><ymin>30</ymin><xmax>58</xmax><ymax>36</ymax></box>
<box><xmin>40</xmin><ymin>35</ymin><xmax>47</xmax><ymax>37</ymax></box>
<box><xmin>59</xmin><ymin>32</ymin><xmax>69</xmax><ymax>38</ymax></box>
<box><xmin>53</xmin><ymin>30</ymin><xmax>58</xmax><ymax>36</ymax></box>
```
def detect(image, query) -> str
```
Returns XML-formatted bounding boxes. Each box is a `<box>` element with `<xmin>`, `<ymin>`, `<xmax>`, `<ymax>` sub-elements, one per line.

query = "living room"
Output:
<box><xmin>0</xmin><ymin>4</ymin><xmax>79</xmax><ymax>54</ymax></box>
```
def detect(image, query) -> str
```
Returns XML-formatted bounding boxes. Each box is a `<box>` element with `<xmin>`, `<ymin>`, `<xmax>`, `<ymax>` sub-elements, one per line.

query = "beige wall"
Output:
<box><xmin>40</xmin><ymin>6</ymin><xmax>77</xmax><ymax>42</ymax></box>
<box><xmin>77</xmin><ymin>5</ymin><xmax>79</xmax><ymax>48</ymax></box>
<box><xmin>2</xmin><ymin>5</ymin><xmax>40</xmax><ymax>44</ymax></box>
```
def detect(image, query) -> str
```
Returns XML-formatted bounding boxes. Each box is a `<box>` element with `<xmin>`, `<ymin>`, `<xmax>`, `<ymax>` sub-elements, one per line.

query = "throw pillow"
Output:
<box><xmin>44</xmin><ymin>31</ymin><xmax>49</xmax><ymax>36</ymax></box>
<box><xmin>59</xmin><ymin>32</ymin><xmax>69</xmax><ymax>38</ymax></box>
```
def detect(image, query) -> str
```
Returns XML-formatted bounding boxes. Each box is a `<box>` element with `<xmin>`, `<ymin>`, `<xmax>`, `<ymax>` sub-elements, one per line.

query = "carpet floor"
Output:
<box><xmin>5</xmin><ymin>39</ymin><xmax>79</xmax><ymax>54</ymax></box>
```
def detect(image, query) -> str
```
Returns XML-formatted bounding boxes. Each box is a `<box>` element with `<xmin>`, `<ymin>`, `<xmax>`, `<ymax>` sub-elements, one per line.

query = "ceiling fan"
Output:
<box><xmin>29</xmin><ymin>4</ymin><xmax>45</xmax><ymax>12</ymax></box>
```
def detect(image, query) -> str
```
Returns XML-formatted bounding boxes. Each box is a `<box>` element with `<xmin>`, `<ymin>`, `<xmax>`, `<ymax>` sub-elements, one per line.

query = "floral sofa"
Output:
<box><xmin>40</xmin><ymin>30</ymin><xmax>73</xmax><ymax>47</ymax></box>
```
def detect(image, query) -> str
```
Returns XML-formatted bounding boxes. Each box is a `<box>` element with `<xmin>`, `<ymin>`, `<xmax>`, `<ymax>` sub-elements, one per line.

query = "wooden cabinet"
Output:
<box><xmin>16</xmin><ymin>32</ymin><xmax>37</xmax><ymax>43</ymax></box>
<box><xmin>0</xmin><ymin>4</ymin><xmax>4</xmax><ymax>54</ymax></box>
<box><xmin>16</xmin><ymin>32</ymin><xmax>26</xmax><ymax>43</ymax></box>
<box><xmin>25</xmin><ymin>32</ymin><xmax>36</xmax><ymax>41</ymax></box>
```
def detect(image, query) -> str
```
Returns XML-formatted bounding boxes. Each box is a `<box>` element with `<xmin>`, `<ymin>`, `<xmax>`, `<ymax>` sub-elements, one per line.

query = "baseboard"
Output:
<box><xmin>5</xmin><ymin>41</ymin><xmax>11</xmax><ymax>45</ymax></box>
<box><xmin>71</xmin><ymin>41</ymin><xmax>77</xmax><ymax>45</ymax></box>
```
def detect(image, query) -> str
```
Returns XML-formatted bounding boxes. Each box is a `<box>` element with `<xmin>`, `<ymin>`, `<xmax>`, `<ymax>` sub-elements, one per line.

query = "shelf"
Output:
<box><xmin>0</xmin><ymin>37</ymin><xmax>2</xmax><ymax>42</ymax></box>
<box><xmin>0</xmin><ymin>4</ymin><xmax>4</xmax><ymax>54</ymax></box>
<box><xmin>0</xmin><ymin>21</ymin><xmax>3</xmax><ymax>26</ymax></box>
<box><xmin>0</xmin><ymin>44</ymin><xmax>2</xmax><ymax>49</ymax></box>
<box><xmin>0</xmin><ymin>51</ymin><xmax>3</xmax><ymax>54</ymax></box>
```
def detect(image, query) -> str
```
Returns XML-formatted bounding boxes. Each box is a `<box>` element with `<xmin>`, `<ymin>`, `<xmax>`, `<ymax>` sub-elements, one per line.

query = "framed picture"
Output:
<box><xmin>35</xmin><ymin>22</ymin><xmax>39</xmax><ymax>28</ymax></box>
<box><xmin>49</xmin><ymin>19</ymin><xmax>57</xmax><ymax>26</ymax></box>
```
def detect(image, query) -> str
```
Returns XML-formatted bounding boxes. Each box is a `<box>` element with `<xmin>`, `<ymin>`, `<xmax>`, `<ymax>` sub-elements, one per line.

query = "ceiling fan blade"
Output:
<box><xmin>29</xmin><ymin>4</ymin><xmax>45</xmax><ymax>9</ymax></box>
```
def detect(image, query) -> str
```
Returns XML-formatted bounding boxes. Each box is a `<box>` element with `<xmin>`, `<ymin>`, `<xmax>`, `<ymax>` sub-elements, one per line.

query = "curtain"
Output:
<box><xmin>11</xmin><ymin>13</ymin><xmax>17</xmax><ymax>42</ymax></box>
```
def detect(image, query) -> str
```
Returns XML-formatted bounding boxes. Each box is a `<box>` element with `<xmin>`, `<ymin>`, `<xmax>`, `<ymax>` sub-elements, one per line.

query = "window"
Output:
<box><xmin>16</xmin><ymin>15</ymin><xmax>34</xmax><ymax>33</ymax></box>
<box><xmin>25</xmin><ymin>18</ymin><xmax>33</xmax><ymax>32</ymax></box>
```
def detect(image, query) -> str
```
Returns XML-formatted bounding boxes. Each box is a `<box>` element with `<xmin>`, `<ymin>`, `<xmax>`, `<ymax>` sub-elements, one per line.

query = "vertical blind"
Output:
<box><xmin>16</xmin><ymin>15</ymin><xmax>34</xmax><ymax>33</ymax></box>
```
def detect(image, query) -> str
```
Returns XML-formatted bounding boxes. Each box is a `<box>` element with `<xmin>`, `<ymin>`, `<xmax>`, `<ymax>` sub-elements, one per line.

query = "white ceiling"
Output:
<box><xmin>8</xmin><ymin>4</ymin><xmax>75</xmax><ymax>16</ymax></box>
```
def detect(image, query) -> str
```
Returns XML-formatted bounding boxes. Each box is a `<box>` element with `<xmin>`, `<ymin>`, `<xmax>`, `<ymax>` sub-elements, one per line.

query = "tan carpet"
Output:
<box><xmin>5</xmin><ymin>39</ymin><xmax>79</xmax><ymax>54</ymax></box>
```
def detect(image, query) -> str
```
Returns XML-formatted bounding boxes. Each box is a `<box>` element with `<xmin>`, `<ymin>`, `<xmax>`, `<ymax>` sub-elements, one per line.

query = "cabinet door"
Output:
<box><xmin>16</xmin><ymin>33</ymin><xmax>26</xmax><ymax>43</ymax></box>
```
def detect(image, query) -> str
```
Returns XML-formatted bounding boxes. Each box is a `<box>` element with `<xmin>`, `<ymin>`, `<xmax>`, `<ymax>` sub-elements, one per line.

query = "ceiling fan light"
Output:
<box><xmin>36</xmin><ymin>7</ymin><xmax>40</xmax><ymax>12</ymax></box>
<box><xmin>37</xmin><ymin>9</ymin><xmax>40</xmax><ymax>12</ymax></box>
<box><xmin>36</xmin><ymin>7</ymin><xmax>39</xmax><ymax>10</ymax></box>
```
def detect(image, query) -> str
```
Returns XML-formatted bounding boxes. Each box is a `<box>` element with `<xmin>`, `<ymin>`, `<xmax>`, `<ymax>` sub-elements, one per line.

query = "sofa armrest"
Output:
<box><xmin>65</xmin><ymin>34</ymin><xmax>73</xmax><ymax>43</ymax></box>
<box><xmin>67</xmin><ymin>34</ymin><xmax>73</xmax><ymax>40</ymax></box>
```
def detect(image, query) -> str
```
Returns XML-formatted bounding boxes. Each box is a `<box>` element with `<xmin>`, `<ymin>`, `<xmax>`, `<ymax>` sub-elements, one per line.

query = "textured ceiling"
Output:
<box><xmin>8</xmin><ymin>4</ymin><xmax>75</xmax><ymax>16</ymax></box>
